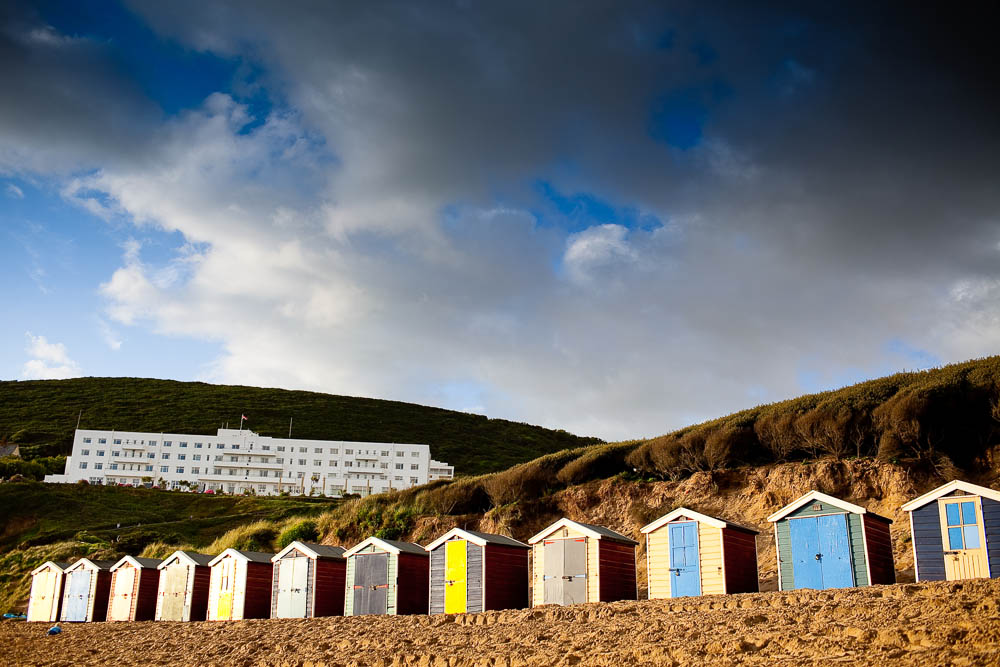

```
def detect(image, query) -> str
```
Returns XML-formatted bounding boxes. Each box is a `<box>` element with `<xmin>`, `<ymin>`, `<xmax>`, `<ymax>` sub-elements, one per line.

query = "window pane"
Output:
<box><xmin>948</xmin><ymin>526</ymin><xmax>964</xmax><ymax>549</ymax></box>
<box><xmin>961</xmin><ymin>501</ymin><xmax>978</xmax><ymax>526</ymax></box>
<box><xmin>964</xmin><ymin>525</ymin><xmax>981</xmax><ymax>549</ymax></box>
<box><xmin>946</xmin><ymin>503</ymin><xmax>961</xmax><ymax>526</ymax></box>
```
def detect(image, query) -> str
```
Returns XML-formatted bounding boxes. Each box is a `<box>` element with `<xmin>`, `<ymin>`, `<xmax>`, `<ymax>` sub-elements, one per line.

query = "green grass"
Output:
<box><xmin>0</xmin><ymin>377</ymin><xmax>602</xmax><ymax>475</ymax></box>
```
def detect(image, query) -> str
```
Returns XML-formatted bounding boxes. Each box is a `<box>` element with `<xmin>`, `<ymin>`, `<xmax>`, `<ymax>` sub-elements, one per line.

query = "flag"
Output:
<box><xmin>241</xmin><ymin>414</ymin><xmax>248</xmax><ymax>421</ymax></box>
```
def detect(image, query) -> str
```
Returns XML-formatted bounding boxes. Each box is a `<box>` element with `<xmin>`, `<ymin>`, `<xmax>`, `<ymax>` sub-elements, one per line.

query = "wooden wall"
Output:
<box><xmin>395</xmin><ymin>552</ymin><xmax>429</xmax><ymax>615</ymax></box>
<box><xmin>721</xmin><ymin>528</ymin><xmax>759</xmax><ymax>594</ymax></box>
<box><xmin>982</xmin><ymin>497</ymin><xmax>1000</xmax><ymax>578</ymax></box>
<box><xmin>27</xmin><ymin>568</ymin><xmax>64</xmax><ymax>623</ymax></box>
<box><xmin>313</xmin><ymin>558</ymin><xmax>346</xmax><ymax>617</ymax></box>
<box><xmin>240</xmin><ymin>562</ymin><xmax>273</xmax><ymax>620</ymax></box>
<box><xmin>189</xmin><ymin>565</ymin><xmax>211</xmax><ymax>621</ymax></box>
<box><xmin>483</xmin><ymin>544</ymin><xmax>529</xmax><ymax>612</ymax></box>
<box><xmin>862</xmin><ymin>515</ymin><xmax>896</xmax><ymax>585</ymax></box>
<box><xmin>697</xmin><ymin>523</ymin><xmax>725</xmax><ymax>596</ymax></box>
<box><xmin>776</xmin><ymin>501</ymin><xmax>870</xmax><ymax>589</ymax></box>
<box><xmin>597</xmin><ymin>540</ymin><xmax>637</xmax><ymax>603</ymax></box>
<box><xmin>428</xmin><ymin>545</ymin><xmax>445</xmax><ymax>614</ymax></box>
<box><xmin>89</xmin><ymin>570</ymin><xmax>112</xmax><ymax>622</ymax></box>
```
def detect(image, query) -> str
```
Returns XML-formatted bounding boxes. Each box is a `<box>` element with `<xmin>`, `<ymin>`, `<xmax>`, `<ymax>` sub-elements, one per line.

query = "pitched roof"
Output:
<box><xmin>208</xmin><ymin>548</ymin><xmax>275</xmax><ymax>566</ymax></box>
<box><xmin>158</xmin><ymin>551</ymin><xmax>214</xmax><ymax>568</ymax></box>
<box><xmin>528</xmin><ymin>518</ymin><xmax>638</xmax><ymax>545</ymax></box>
<box><xmin>766</xmin><ymin>490</ymin><xmax>891</xmax><ymax>523</ymax></box>
<box><xmin>30</xmin><ymin>561</ymin><xmax>69</xmax><ymax>576</ymax></box>
<box><xmin>272</xmin><ymin>541</ymin><xmax>347</xmax><ymax>561</ymax></box>
<box><xmin>343</xmin><ymin>536</ymin><xmax>428</xmax><ymax>557</ymax></box>
<box><xmin>901</xmin><ymin>479</ymin><xmax>1000</xmax><ymax>511</ymax></box>
<box><xmin>111</xmin><ymin>556</ymin><xmax>163</xmax><ymax>571</ymax></box>
<box><xmin>0</xmin><ymin>443</ymin><xmax>19</xmax><ymax>458</ymax></box>
<box><xmin>640</xmin><ymin>507</ymin><xmax>759</xmax><ymax>535</ymax></box>
<box><xmin>425</xmin><ymin>528</ymin><xmax>529</xmax><ymax>552</ymax></box>
<box><xmin>65</xmin><ymin>558</ymin><xmax>116</xmax><ymax>572</ymax></box>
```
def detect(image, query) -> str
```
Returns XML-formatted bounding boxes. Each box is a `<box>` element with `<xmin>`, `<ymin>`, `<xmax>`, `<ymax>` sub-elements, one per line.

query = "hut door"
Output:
<box><xmin>444</xmin><ymin>540</ymin><xmax>468</xmax><ymax>613</ymax></box>
<box><xmin>353</xmin><ymin>553</ymin><xmax>389</xmax><ymax>615</ymax></box>
<box><xmin>940</xmin><ymin>498</ymin><xmax>990</xmax><ymax>580</ymax></box>
<box><xmin>110</xmin><ymin>566</ymin><xmax>136</xmax><ymax>620</ymax></box>
<box><xmin>543</xmin><ymin>538</ymin><xmax>588</xmax><ymax>605</ymax></box>
<box><xmin>216</xmin><ymin>558</ymin><xmax>235</xmax><ymax>620</ymax></box>
<box><xmin>276</xmin><ymin>556</ymin><xmax>309</xmax><ymax>617</ymax></box>
<box><xmin>668</xmin><ymin>522</ymin><xmax>701</xmax><ymax>597</ymax></box>
<box><xmin>160</xmin><ymin>565</ymin><xmax>187</xmax><ymax>621</ymax></box>
<box><xmin>62</xmin><ymin>570</ymin><xmax>91</xmax><ymax>622</ymax></box>
<box><xmin>789</xmin><ymin>514</ymin><xmax>854</xmax><ymax>589</ymax></box>
<box><xmin>28</xmin><ymin>570</ymin><xmax>57</xmax><ymax>622</ymax></box>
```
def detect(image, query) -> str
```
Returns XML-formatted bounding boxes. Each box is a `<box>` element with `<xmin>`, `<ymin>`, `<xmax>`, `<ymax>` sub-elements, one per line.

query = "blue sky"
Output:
<box><xmin>1</xmin><ymin>1</ymin><xmax>997</xmax><ymax>440</ymax></box>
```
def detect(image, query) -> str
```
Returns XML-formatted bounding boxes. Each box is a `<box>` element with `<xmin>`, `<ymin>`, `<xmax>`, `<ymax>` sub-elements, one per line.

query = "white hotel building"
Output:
<box><xmin>44</xmin><ymin>428</ymin><xmax>454</xmax><ymax>497</ymax></box>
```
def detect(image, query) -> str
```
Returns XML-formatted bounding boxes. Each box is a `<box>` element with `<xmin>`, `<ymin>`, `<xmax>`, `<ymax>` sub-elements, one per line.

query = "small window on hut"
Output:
<box><xmin>945</xmin><ymin>501</ymin><xmax>981</xmax><ymax>550</ymax></box>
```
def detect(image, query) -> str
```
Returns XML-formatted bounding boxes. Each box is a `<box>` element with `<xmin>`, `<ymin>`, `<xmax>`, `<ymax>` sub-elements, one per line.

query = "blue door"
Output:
<box><xmin>62</xmin><ymin>571</ymin><xmax>90</xmax><ymax>621</ymax></box>
<box><xmin>668</xmin><ymin>522</ymin><xmax>701</xmax><ymax>597</ymax></box>
<box><xmin>789</xmin><ymin>514</ymin><xmax>854</xmax><ymax>590</ymax></box>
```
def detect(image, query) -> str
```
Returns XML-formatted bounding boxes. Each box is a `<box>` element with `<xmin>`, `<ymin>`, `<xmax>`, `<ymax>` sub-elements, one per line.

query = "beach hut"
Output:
<box><xmin>60</xmin><ymin>558</ymin><xmax>114</xmax><ymax>622</ymax></box>
<box><xmin>155</xmin><ymin>551</ymin><xmax>213</xmax><ymax>621</ymax></box>
<box><xmin>107</xmin><ymin>556</ymin><xmax>163</xmax><ymax>621</ymax></box>
<box><xmin>640</xmin><ymin>507</ymin><xmax>759</xmax><ymax>599</ymax></box>
<box><xmin>206</xmin><ymin>549</ymin><xmax>274</xmax><ymax>621</ymax></box>
<box><xmin>270</xmin><ymin>542</ymin><xmax>347</xmax><ymax>618</ymax></box>
<box><xmin>767</xmin><ymin>490</ymin><xmax>894</xmax><ymax>591</ymax></box>
<box><xmin>27</xmin><ymin>561</ymin><xmax>69</xmax><ymax>622</ymax></box>
<box><xmin>343</xmin><ymin>537</ymin><xmax>428</xmax><ymax>616</ymax></box>
<box><xmin>527</xmin><ymin>518</ymin><xmax>638</xmax><ymax>607</ymax></box>
<box><xmin>425</xmin><ymin>528</ymin><xmax>530</xmax><ymax>614</ymax></box>
<box><xmin>901</xmin><ymin>480</ymin><xmax>1000</xmax><ymax>582</ymax></box>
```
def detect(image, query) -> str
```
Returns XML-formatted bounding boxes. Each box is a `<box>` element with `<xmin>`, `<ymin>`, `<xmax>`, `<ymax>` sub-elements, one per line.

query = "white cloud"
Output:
<box><xmin>21</xmin><ymin>332</ymin><xmax>81</xmax><ymax>380</ymax></box>
<box><xmin>563</xmin><ymin>224</ymin><xmax>637</xmax><ymax>285</ymax></box>
<box><xmin>5</xmin><ymin>182</ymin><xmax>23</xmax><ymax>198</ymax></box>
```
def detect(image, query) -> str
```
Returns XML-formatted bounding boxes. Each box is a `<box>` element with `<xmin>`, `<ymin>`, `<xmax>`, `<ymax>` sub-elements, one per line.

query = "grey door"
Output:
<box><xmin>543</xmin><ymin>538</ymin><xmax>588</xmax><ymax>605</ymax></box>
<box><xmin>62</xmin><ymin>570</ymin><xmax>91</xmax><ymax>622</ymax></box>
<box><xmin>352</xmin><ymin>553</ymin><xmax>389</xmax><ymax>615</ymax></box>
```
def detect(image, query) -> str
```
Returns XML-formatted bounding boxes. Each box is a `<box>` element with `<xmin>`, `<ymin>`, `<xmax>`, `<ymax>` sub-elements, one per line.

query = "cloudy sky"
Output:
<box><xmin>2</xmin><ymin>1</ymin><xmax>998</xmax><ymax>440</ymax></box>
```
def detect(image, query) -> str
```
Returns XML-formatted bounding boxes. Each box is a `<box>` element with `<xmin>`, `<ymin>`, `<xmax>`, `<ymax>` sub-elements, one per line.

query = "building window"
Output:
<box><xmin>277</xmin><ymin>446</ymin><xmax>285</xmax><ymax>452</ymax></box>
<box><xmin>277</xmin><ymin>458</ymin><xmax>284</xmax><ymax>464</ymax></box>
<box><xmin>395</xmin><ymin>463</ymin><xmax>403</xmax><ymax>470</ymax></box>
<box><xmin>145</xmin><ymin>465</ymin><xmax>153</xmax><ymax>472</ymax></box>
<box><xmin>411</xmin><ymin>452</ymin><xmax>419</xmax><ymax>457</ymax></box>
<box><xmin>147</xmin><ymin>452</ymin><xmax>155</xmax><ymax>459</ymax></box>
<box><xmin>380</xmin><ymin>463</ymin><xmax>389</xmax><ymax>469</ymax></box>
<box><xmin>345</xmin><ymin>449</ymin><xmax>353</xmax><ymax>455</ymax></box>
<box><xmin>214</xmin><ymin>455</ymin><xmax>222</xmax><ymax>461</ymax></box>
<box><xmin>314</xmin><ymin>448</ymin><xmax>322</xmax><ymax>454</ymax></box>
<box><xmin>81</xmin><ymin>449</ymin><xmax>90</xmax><ymax>456</ymax></box>
<box><xmin>178</xmin><ymin>454</ymin><xmax>186</xmax><ymax>461</ymax></box>
<box><xmin>193</xmin><ymin>454</ymin><xmax>201</xmax><ymax>461</ymax></box>
<box><xmin>114</xmin><ymin>439</ymin><xmax>122</xmax><ymax>444</ymax></box>
<box><xmin>262</xmin><ymin>445</ymin><xmax>270</xmax><ymax>451</ymax></box>
<box><xmin>162</xmin><ymin>453</ymin><xmax>170</xmax><ymax>460</ymax></box>
<box><xmin>195</xmin><ymin>443</ymin><xmax>202</xmax><ymax>449</ymax></box>
<box><xmin>192</xmin><ymin>467</ymin><xmax>200</xmax><ymax>474</ymax></box>
<box><xmin>216</xmin><ymin>444</ymin><xmax>225</xmax><ymax>449</ymax></box>
<box><xmin>381</xmin><ymin>451</ymin><xmax>389</xmax><ymax>457</ymax></box>
<box><xmin>228</xmin><ymin>470</ymin><xmax>236</xmax><ymax>476</ymax></box>
<box><xmin>345</xmin><ymin>461</ymin><xmax>353</xmax><ymax>468</ymax></box>
<box><xmin>79</xmin><ymin>462</ymin><xmax>88</xmax><ymax>470</ymax></box>
<box><xmin>98</xmin><ymin>438</ymin><xmax>106</xmax><ymax>444</ymax></box>
<box><xmin>83</xmin><ymin>437</ymin><xmax>92</xmax><ymax>444</ymax></box>
<box><xmin>396</xmin><ymin>451</ymin><xmax>404</xmax><ymax>457</ymax></box>
<box><xmin>163</xmin><ymin>441</ymin><xmax>172</xmax><ymax>446</ymax></box>
<box><xmin>112</xmin><ymin>450</ymin><xmax>119</xmax><ymax>457</ymax></box>
<box><xmin>97</xmin><ymin>450</ymin><xmax>105</xmax><ymax>456</ymax></box>
<box><xmin>298</xmin><ymin>459</ymin><xmax>306</xmax><ymax>466</ymax></box>
<box><xmin>230</xmin><ymin>456</ymin><xmax>239</xmax><ymax>462</ymax></box>
<box><xmin>109</xmin><ymin>464</ymin><xmax>118</xmax><ymax>470</ymax></box>
<box><xmin>299</xmin><ymin>447</ymin><xmax>307</xmax><ymax>453</ymax></box>
<box><xmin>329</xmin><ymin>460</ymin><xmax>338</xmax><ymax>467</ymax></box>
<box><xmin>213</xmin><ymin>468</ymin><xmax>221</xmax><ymax>475</ymax></box>
<box><xmin>313</xmin><ymin>460</ymin><xmax>321</xmax><ymax>466</ymax></box>
<box><xmin>331</xmin><ymin>448</ymin><xmax>338</xmax><ymax>455</ymax></box>
<box><xmin>410</xmin><ymin>477</ymin><xmax>418</xmax><ymax>484</ymax></box>
<box><xmin>297</xmin><ymin>472</ymin><xmax>304</xmax><ymax>478</ymax></box>
<box><xmin>160</xmin><ymin>466</ymin><xmax>169</xmax><ymax>473</ymax></box>
<box><xmin>394</xmin><ymin>476</ymin><xmax>403</xmax><ymax>481</ymax></box>
<box><xmin>176</xmin><ymin>467</ymin><xmax>184</xmax><ymax>474</ymax></box>
<box><xmin>93</xmin><ymin>462</ymin><xmax>102</xmax><ymax>470</ymax></box>
<box><xmin>232</xmin><ymin>444</ymin><xmax>240</xmax><ymax>450</ymax></box>
<box><xmin>411</xmin><ymin>464</ymin><xmax>419</xmax><ymax>470</ymax></box>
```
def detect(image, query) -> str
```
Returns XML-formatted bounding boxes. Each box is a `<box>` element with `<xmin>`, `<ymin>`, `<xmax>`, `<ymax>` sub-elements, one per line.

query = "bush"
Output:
<box><xmin>556</xmin><ymin>441</ymin><xmax>640</xmax><ymax>486</ymax></box>
<box><xmin>277</xmin><ymin>520</ymin><xmax>320</xmax><ymax>548</ymax></box>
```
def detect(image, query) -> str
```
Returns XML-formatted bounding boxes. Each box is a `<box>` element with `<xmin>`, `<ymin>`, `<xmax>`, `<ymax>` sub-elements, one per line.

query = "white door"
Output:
<box><xmin>276</xmin><ymin>557</ymin><xmax>309</xmax><ymax>618</ymax></box>
<box><xmin>110</xmin><ymin>567</ymin><xmax>136</xmax><ymax>621</ymax></box>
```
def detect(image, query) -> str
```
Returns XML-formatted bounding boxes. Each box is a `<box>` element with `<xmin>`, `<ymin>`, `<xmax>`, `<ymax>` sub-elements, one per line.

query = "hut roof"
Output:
<box><xmin>30</xmin><ymin>561</ymin><xmax>70</xmax><ymax>576</ymax></box>
<box><xmin>208</xmin><ymin>548</ymin><xmax>275</xmax><ymax>566</ymax></box>
<box><xmin>111</xmin><ymin>556</ymin><xmax>163</xmax><ymax>571</ymax></box>
<box><xmin>528</xmin><ymin>518</ymin><xmax>638</xmax><ymax>545</ymax></box>
<box><xmin>425</xmin><ymin>528</ymin><xmax>529</xmax><ymax>551</ymax></box>
<box><xmin>641</xmin><ymin>507</ymin><xmax>760</xmax><ymax>535</ymax></box>
<box><xmin>901</xmin><ymin>480</ymin><xmax>1000</xmax><ymax>512</ymax></box>
<box><xmin>157</xmin><ymin>551</ymin><xmax>215</xmax><ymax>568</ymax></box>
<box><xmin>272</xmin><ymin>541</ymin><xmax>347</xmax><ymax>561</ymax></box>
<box><xmin>343</xmin><ymin>537</ymin><xmax>428</xmax><ymax>557</ymax></box>
<box><xmin>766</xmin><ymin>490</ymin><xmax>892</xmax><ymax>524</ymax></box>
<box><xmin>65</xmin><ymin>558</ymin><xmax>116</xmax><ymax>572</ymax></box>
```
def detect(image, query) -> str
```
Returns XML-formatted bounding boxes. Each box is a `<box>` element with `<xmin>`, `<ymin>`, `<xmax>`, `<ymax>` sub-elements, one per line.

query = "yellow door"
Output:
<box><xmin>939</xmin><ymin>497</ymin><xmax>990</xmax><ymax>580</ymax></box>
<box><xmin>217</xmin><ymin>559</ymin><xmax>234</xmax><ymax>620</ymax></box>
<box><xmin>444</xmin><ymin>540</ymin><xmax>467</xmax><ymax>614</ymax></box>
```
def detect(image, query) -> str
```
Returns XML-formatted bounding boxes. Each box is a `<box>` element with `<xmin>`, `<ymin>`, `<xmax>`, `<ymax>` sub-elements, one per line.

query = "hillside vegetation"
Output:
<box><xmin>0</xmin><ymin>377</ymin><xmax>601</xmax><ymax>474</ymax></box>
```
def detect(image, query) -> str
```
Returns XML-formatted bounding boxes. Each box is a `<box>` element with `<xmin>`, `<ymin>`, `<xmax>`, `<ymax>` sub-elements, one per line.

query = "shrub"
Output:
<box><xmin>277</xmin><ymin>520</ymin><xmax>320</xmax><ymax>548</ymax></box>
<box><xmin>556</xmin><ymin>441</ymin><xmax>640</xmax><ymax>486</ymax></box>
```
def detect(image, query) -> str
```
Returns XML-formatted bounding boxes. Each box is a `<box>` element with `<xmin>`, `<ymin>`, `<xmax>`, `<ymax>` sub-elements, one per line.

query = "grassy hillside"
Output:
<box><xmin>0</xmin><ymin>377</ymin><xmax>601</xmax><ymax>475</ymax></box>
